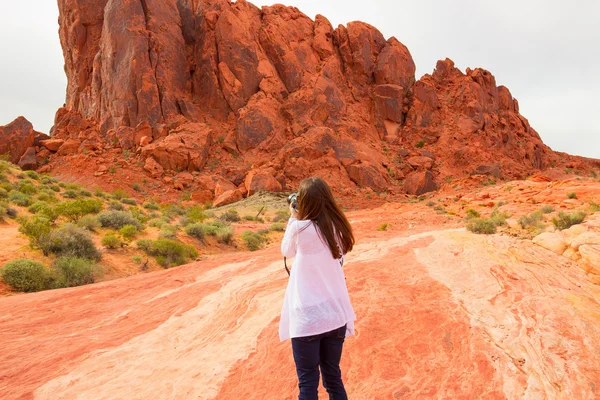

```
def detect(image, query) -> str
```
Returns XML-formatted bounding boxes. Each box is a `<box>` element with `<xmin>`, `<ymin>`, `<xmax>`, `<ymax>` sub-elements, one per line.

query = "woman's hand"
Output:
<box><xmin>289</xmin><ymin>203</ymin><xmax>299</xmax><ymax>219</ymax></box>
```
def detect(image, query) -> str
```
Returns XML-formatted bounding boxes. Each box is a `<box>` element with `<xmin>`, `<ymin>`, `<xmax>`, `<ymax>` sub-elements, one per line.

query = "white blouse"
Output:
<box><xmin>279</xmin><ymin>217</ymin><xmax>356</xmax><ymax>342</ymax></box>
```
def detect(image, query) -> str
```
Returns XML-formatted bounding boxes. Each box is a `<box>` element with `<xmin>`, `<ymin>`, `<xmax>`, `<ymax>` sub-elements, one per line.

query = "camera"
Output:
<box><xmin>287</xmin><ymin>192</ymin><xmax>298</xmax><ymax>211</ymax></box>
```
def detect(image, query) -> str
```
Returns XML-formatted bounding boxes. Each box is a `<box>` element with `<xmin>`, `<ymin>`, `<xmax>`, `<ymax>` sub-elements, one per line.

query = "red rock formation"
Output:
<box><xmin>0</xmin><ymin>117</ymin><xmax>35</xmax><ymax>164</ymax></box>
<box><xmin>33</xmin><ymin>0</ymin><xmax>596</xmax><ymax>200</ymax></box>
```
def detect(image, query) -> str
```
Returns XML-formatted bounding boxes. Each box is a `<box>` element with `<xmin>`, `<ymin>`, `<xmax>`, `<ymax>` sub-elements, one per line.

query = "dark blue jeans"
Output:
<box><xmin>291</xmin><ymin>324</ymin><xmax>348</xmax><ymax>400</ymax></box>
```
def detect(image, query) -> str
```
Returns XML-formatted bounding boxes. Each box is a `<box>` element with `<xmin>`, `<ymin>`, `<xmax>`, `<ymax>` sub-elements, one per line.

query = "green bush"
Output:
<box><xmin>52</xmin><ymin>257</ymin><xmax>96</xmax><ymax>288</ymax></box>
<box><xmin>25</xmin><ymin>170</ymin><xmax>39</xmax><ymax>180</ymax></box>
<box><xmin>79</xmin><ymin>189</ymin><xmax>92</xmax><ymax>197</ymax></box>
<box><xmin>1</xmin><ymin>259</ymin><xmax>52</xmax><ymax>292</ymax></box>
<box><xmin>97</xmin><ymin>210</ymin><xmax>143</xmax><ymax>230</ymax></box>
<box><xmin>490</xmin><ymin>208</ymin><xmax>509</xmax><ymax>226</ymax></box>
<box><xmin>552</xmin><ymin>211</ymin><xmax>586</xmax><ymax>231</ymax></box>
<box><xmin>101</xmin><ymin>234</ymin><xmax>122</xmax><ymax>249</ymax></box>
<box><xmin>186</xmin><ymin>206</ymin><xmax>208</xmax><ymax>223</ymax></box>
<box><xmin>138</xmin><ymin>239</ymin><xmax>198</xmax><ymax>268</ymax></box>
<box><xmin>49</xmin><ymin>184</ymin><xmax>61</xmax><ymax>192</ymax></box>
<box><xmin>143</xmin><ymin>201</ymin><xmax>160</xmax><ymax>210</ymax></box>
<box><xmin>148</xmin><ymin>218</ymin><xmax>165</xmax><ymax>228</ymax></box>
<box><xmin>220</xmin><ymin>209</ymin><xmax>241</xmax><ymax>222</ymax></box>
<box><xmin>136</xmin><ymin>239</ymin><xmax>153</xmax><ymax>252</ymax></box>
<box><xmin>272</xmin><ymin>210</ymin><xmax>290</xmax><ymax>222</ymax></box>
<box><xmin>159</xmin><ymin>224</ymin><xmax>178</xmax><ymax>240</ymax></box>
<box><xmin>111</xmin><ymin>189</ymin><xmax>126</xmax><ymax>200</ymax></box>
<box><xmin>540</xmin><ymin>205</ymin><xmax>555</xmax><ymax>214</ymax></box>
<box><xmin>216</xmin><ymin>226</ymin><xmax>234</xmax><ymax>244</ymax></box>
<box><xmin>42</xmin><ymin>224</ymin><xmax>101</xmax><ymax>260</ymax></box>
<box><xmin>122</xmin><ymin>198</ymin><xmax>137</xmax><ymax>205</ymax></box>
<box><xmin>5</xmin><ymin>205</ymin><xmax>17</xmax><ymax>219</ymax></box>
<box><xmin>519</xmin><ymin>210</ymin><xmax>543</xmax><ymax>229</ymax></box>
<box><xmin>19</xmin><ymin>215</ymin><xmax>52</xmax><ymax>249</ymax></box>
<box><xmin>377</xmin><ymin>223</ymin><xmax>389</xmax><ymax>231</ymax></box>
<box><xmin>9</xmin><ymin>191</ymin><xmax>33</xmax><ymax>207</ymax></box>
<box><xmin>270</xmin><ymin>223</ymin><xmax>286</xmax><ymax>232</ymax></box>
<box><xmin>132</xmin><ymin>255</ymin><xmax>142</xmax><ymax>263</ymax></box>
<box><xmin>119</xmin><ymin>224</ymin><xmax>138</xmax><ymax>240</ymax></box>
<box><xmin>62</xmin><ymin>190</ymin><xmax>78</xmax><ymax>199</ymax></box>
<box><xmin>129</xmin><ymin>207</ymin><xmax>149</xmax><ymax>224</ymax></box>
<box><xmin>108</xmin><ymin>201</ymin><xmax>125</xmax><ymax>211</ymax></box>
<box><xmin>163</xmin><ymin>204</ymin><xmax>186</xmax><ymax>219</ymax></box>
<box><xmin>589</xmin><ymin>201</ymin><xmax>600</xmax><ymax>212</ymax></box>
<box><xmin>17</xmin><ymin>180</ymin><xmax>38</xmax><ymax>195</ymax></box>
<box><xmin>466</xmin><ymin>218</ymin><xmax>497</xmax><ymax>235</ymax></box>
<box><xmin>185</xmin><ymin>223</ymin><xmax>205</xmax><ymax>241</ymax></box>
<box><xmin>567</xmin><ymin>192</ymin><xmax>577</xmax><ymax>199</ymax></box>
<box><xmin>465</xmin><ymin>209</ymin><xmax>481</xmax><ymax>220</ymax></box>
<box><xmin>132</xmin><ymin>183</ymin><xmax>141</xmax><ymax>192</ymax></box>
<box><xmin>416</xmin><ymin>140</ymin><xmax>425</xmax><ymax>148</ymax></box>
<box><xmin>55</xmin><ymin>199</ymin><xmax>103</xmax><ymax>222</ymax></box>
<box><xmin>0</xmin><ymin>188</ymin><xmax>8</xmax><ymax>199</ymax></box>
<box><xmin>76</xmin><ymin>215</ymin><xmax>100</xmax><ymax>232</ymax></box>
<box><xmin>241</xmin><ymin>230</ymin><xmax>266</xmax><ymax>251</ymax></box>
<box><xmin>36</xmin><ymin>191</ymin><xmax>54</xmax><ymax>202</ymax></box>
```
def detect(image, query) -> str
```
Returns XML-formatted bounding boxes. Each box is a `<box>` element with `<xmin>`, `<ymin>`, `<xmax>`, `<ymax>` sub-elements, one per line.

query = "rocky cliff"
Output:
<box><xmin>7</xmin><ymin>0</ymin><xmax>596</xmax><ymax>203</ymax></box>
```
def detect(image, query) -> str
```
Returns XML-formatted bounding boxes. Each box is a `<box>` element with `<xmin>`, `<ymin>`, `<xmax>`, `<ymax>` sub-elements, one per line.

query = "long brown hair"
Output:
<box><xmin>297</xmin><ymin>177</ymin><xmax>354</xmax><ymax>259</ymax></box>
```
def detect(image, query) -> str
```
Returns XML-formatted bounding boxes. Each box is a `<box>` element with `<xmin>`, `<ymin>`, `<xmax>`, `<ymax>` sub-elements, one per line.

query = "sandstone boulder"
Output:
<box><xmin>17</xmin><ymin>147</ymin><xmax>37</xmax><ymax>170</ymax></box>
<box><xmin>346</xmin><ymin>162</ymin><xmax>390</xmax><ymax>192</ymax></box>
<box><xmin>143</xmin><ymin>157</ymin><xmax>164</xmax><ymax>178</ymax></box>
<box><xmin>0</xmin><ymin>117</ymin><xmax>35</xmax><ymax>164</ymax></box>
<box><xmin>404</xmin><ymin>171</ymin><xmax>439</xmax><ymax>195</ymax></box>
<box><xmin>142</xmin><ymin>123</ymin><xmax>213</xmax><ymax>172</ymax></box>
<box><xmin>213</xmin><ymin>189</ymin><xmax>244</xmax><ymax>207</ymax></box>
<box><xmin>57</xmin><ymin>139</ymin><xmax>82</xmax><ymax>156</ymax></box>
<box><xmin>40</xmin><ymin>139</ymin><xmax>65</xmax><ymax>152</ymax></box>
<box><xmin>245</xmin><ymin>170</ymin><xmax>282</xmax><ymax>196</ymax></box>
<box><xmin>407</xmin><ymin>156</ymin><xmax>434</xmax><ymax>170</ymax></box>
<box><xmin>532</xmin><ymin>232</ymin><xmax>568</xmax><ymax>255</ymax></box>
<box><xmin>215</xmin><ymin>179</ymin><xmax>237</xmax><ymax>198</ymax></box>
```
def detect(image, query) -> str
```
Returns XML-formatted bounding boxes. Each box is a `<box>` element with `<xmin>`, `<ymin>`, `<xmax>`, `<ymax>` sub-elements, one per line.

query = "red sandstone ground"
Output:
<box><xmin>1</xmin><ymin>177</ymin><xmax>599</xmax><ymax>399</ymax></box>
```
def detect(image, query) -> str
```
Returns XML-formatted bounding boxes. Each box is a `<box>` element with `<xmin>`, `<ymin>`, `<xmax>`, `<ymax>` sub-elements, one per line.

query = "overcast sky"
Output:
<box><xmin>0</xmin><ymin>0</ymin><xmax>598</xmax><ymax>159</ymax></box>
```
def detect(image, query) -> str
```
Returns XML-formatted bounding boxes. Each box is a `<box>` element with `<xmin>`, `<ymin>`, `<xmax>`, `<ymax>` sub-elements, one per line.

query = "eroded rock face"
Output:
<box><xmin>0</xmin><ymin>117</ymin><xmax>35</xmax><ymax>164</ymax></box>
<box><xmin>40</xmin><ymin>0</ymin><xmax>597</xmax><ymax>199</ymax></box>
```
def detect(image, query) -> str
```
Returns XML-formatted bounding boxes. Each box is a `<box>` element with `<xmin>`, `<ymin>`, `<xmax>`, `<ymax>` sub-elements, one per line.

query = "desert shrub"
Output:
<box><xmin>108</xmin><ymin>201</ymin><xmax>125</xmax><ymax>211</ymax></box>
<box><xmin>159</xmin><ymin>224</ymin><xmax>178</xmax><ymax>240</ymax></box>
<box><xmin>466</xmin><ymin>218</ymin><xmax>497</xmax><ymax>235</ymax></box>
<box><xmin>9</xmin><ymin>191</ymin><xmax>33</xmax><ymax>207</ymax></box>
<box><xmin>186</xmin><ymin>206</ymin><xmax>208</xmax><ymax>223</ymax></box>
<box><xmin>19</xmin><ymin>215</ymin><xmax>52</xmax><ymax>249</ymax></box>
<box><xmin>42</xmin><ymin>224</ymin><xmax>101</xmax><ymax>260</ymax></box>
<box><xmin>1</xmin><ymin>259</ymin><xmax>52</xmax><ymax>292</ymax></box>
<box><xmin>216</xmin><ymin>226</ymin><xmax>234</xmax><ymax>244</ymax></box>
<box><xmin>36</xmin><ymin>191</ymin><xmax>54</xmax><ymax>202</ymax></box>
<box><xmin>567</xmin><ymin>192</ymin><xmax>577</xmax><ymax>199</ymax></box>
<box><xmin>465</xmin><ymin>209</ymin><xmax>481</xmax><ymax>220</ymax></box>
<box><xmin>416</xmin><ymin>140</ymin><xmax>425</xmax><ymax>148</ymax></box>
<box><xmin>55</xmin><ymin>199</ymin><xmax>103</xmax><ymax>222</ymax></box>
<box><xmin>28</xmin><ymin>201</ymin><xmax>58</xmax><ymax>222</ymax></box>
<box><xmin>0</xmin><ymin>188</ymin><xmax>8</xmax><ymax>199</ymax></box>
<box><xmin>136</xmin><ymin>239</ymin><xmax>153</xmax><ymax>252</ymax></box>
<box><xmin>243</xmin><ymin>215</ymin><xmax>256</xmax><ymax>221</ymax></box>
<box><xmin>65</xmin><ymin>183</ymin><xmax>80</xmax><ymax>190</ymax></box>
<box><xmin>377</xmin><ymin>223</ymin><xmax>389</xmax><ymax>231</ymax></box>
<box><xmin>101</xmin><ymin>234</ymin><xmax>122</xmax><ymax>249</ymax></box>
<box><xmin>97</xmin><ymin>210</ymin><xmax>142</xmax><ymax>230</ymax></box>
<box><xmin>185</xmin><ymin>223</ymin><xmax>205</xmax><ymax>241</ymax></box>
<box><xmin>540</xmin><ymin>205</ymin><xmax>555</xmax><ymax>214</ymax></box>
<box><xmin>138</xmin><ymin>239</ymin><xmax>198</xmax><ymax>268</ymax></box>
<box><xmin>143</xmin><ymin>201</ymin><xmax>160</xmax><ymax>210</ymax></box>
<box><xmin>58</xmin><ymin>182</ymin><xmax>67</xmax><ymax>188</ymax></box>
<box><xmin>220</xmin><ymin>209</ymin><xmax>241</xmax><ymax>222</ymax></box>
<box><xmin>241</xmin><ymin>230</ymin><xmax>266</xmax><ymax>251</ymax></box>
<box><xmin>0</xmin><ymin>160</ymin><xmax>14</xmax><ymax>173</ymax></box>
<box><xmin>122</xmin><ymin>198</ymin><xmax>137</xmax><ymax>205</ymax></box>
<box><xmin>77</xmin><ymin>215</ymin><xmax>101</xmax><ymax>232</ymax></box>
<box><xmin>119</xmin><ymin>224</ymin><xmax>138</xmax><ymax>240</ymax></box>
<box><xmin>52</xmin><ymin>257</ymin><xmax>96</xmax><ymax>288</ymax></box>
<box><xmin>79</xmin><ymin>189</ymin><xmax>92</xmax><ymax>197</ymax></box>
<box><xmin>127</xmin><ymin>207</ymin><xmax>148</xmax><ymax>224</ymax></box>
<box><xmin>17</xmin><ymin>180</ymin><xmax>38</xmax><ymax>195</ymax></box>
<box><xmin>148</xmin><ymin>218</ymin><xmax>165</xmax><ymax>228</ymax></box>
<box><xmin>49</xmin><ymin>184</ymin><xmax>61</xmax><ymax>192</ymax></box>
<box><xmin>552</xmin><ymin>211</ymin><xmax>586</xmax><ymax>231</ymax></box>
<box><xmin>426</xmin><ymin>201</ymin><xmax>435</xmax><ymax>207</ymax></box>
<box><xmin>62</xmin><ymin>190</ymin><xmax>78</xmax><ymax>199</ymax></box>
<box><xmin>163</xmin><ymin>204</ymin><xmax>186</xmax><ymax>220</ymax></box>
<box><xmin>489</xmin><ymin>208</ymin><xmax>509</xmax><ymax>226</ymax></box>
<box><xmin>24</xmin><ymin>170</ymin><xmax>39</xmax><ymax>180</ymax></box>
<box><xmin>5</xmin><ymin>206</ymin><xmax>17</xmax><ymax>219</ymax></box>
<box><xmin>132</xmin><ymin>183</ymin><xmax>141</xmax><ymax>192</ymax></box>
<box><xmin>132</xmin><ymin>255</ymin><xmax>142</xmax><ymax>263</ymax></box>
<box><xmin>111</xmin><ymin>189</ymin><xmax>127</xmax><ymax>200</ymax></box>
<box><xmin>270</xmin><ymin>223</ymin><xmax>286</xmax><ymax>232</ymax></box>
<box><xmin>519</xmin><ymin>210</ymin><xmax>543</xmax><ymax>229</ymax></box>
<box><xmin>589</xmin><ymin>201</ymin><xmax>600</xmax><ymax>212</ymax></box>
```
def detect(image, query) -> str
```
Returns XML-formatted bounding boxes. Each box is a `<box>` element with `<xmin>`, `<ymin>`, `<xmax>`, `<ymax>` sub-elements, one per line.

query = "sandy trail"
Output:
<box><xmin>1</xmin><ymin>219</ymin><xmax>599</xmax><ymax>399</ymax></box>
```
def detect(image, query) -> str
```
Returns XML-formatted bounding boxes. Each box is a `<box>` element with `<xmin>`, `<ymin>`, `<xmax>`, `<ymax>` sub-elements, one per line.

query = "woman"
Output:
<box><xmin>280</xmin><ymin>177</ymin><xmax>356</xmax><ymax>400</ymax></box>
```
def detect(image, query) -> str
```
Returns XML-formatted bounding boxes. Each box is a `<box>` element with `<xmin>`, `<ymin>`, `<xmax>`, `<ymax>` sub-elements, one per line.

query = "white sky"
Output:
<box><xmin>0</xmin><ymin>0</ymin><xmax>598</xmax><ymax>159</ymax></box>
